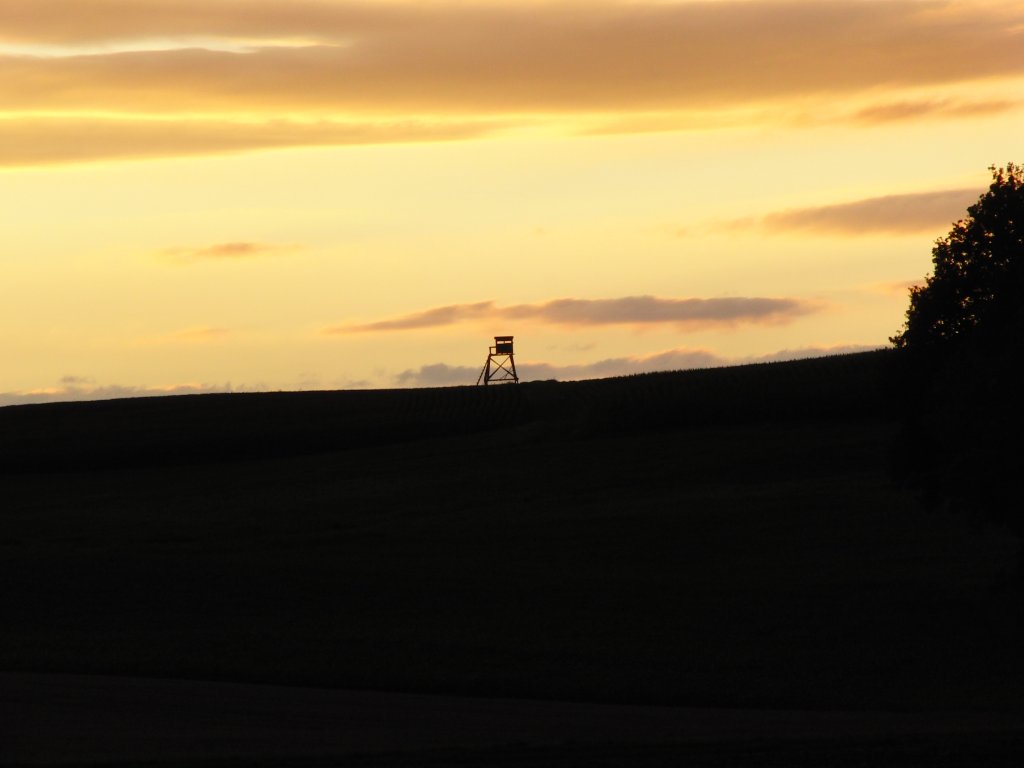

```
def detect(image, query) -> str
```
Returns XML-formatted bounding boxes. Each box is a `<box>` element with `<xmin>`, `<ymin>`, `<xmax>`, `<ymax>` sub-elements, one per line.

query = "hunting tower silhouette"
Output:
<box><xmin>477</xmin><ymin>336</ymin><xmax>519</xmax><ymax>385</ymax></box>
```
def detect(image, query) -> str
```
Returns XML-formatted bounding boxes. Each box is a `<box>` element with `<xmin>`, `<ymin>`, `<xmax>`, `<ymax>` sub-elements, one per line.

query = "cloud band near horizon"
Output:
<box><xmin>0</xmin><ymin>344</ymin><xmax>882</xmax><ymax>405</ymax></box>
<box><xmin>395</xmin><ymin>344</ymin><xmax>881</xmax><ymax>387</ymax></box>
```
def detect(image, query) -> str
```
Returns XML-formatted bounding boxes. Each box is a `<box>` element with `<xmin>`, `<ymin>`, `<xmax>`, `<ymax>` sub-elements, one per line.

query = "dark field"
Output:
<box><xmin>2</xmin><ymin>351</ymin><xmax>1023</xmax><ymax>765</ymax></box>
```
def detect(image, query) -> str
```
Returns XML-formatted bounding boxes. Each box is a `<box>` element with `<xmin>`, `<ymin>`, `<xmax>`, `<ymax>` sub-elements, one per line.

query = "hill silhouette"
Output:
<box><xmin>3</xmin><ymin>350</ymin><xmax>1023</xmax><ymax>765</ymax></box>
<box><xmin>2</xmin><ymin>351</ymin><xmax>892</xmax><ymax>472</ymax></box>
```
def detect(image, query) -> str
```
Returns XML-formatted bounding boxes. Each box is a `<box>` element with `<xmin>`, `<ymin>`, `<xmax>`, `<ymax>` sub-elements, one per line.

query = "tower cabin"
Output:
<box><xmin>493</xmin><ymin>336</ymin><xmax>514</xmax><ymax>354</ymax></box>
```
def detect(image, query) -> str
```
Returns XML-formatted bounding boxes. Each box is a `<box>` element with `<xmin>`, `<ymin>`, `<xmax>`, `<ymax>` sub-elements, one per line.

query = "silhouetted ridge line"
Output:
<box><xmin>0</xmin><ymin>351</ymin><xmax>894</xmax><ymax>473</ymax></box>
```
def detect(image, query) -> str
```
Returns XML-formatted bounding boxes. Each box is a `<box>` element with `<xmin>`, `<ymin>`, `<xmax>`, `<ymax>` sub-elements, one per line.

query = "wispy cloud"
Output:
<box><xmin>722</xmin><ymin>189</ymin><xmax>979</xmax><ymax>237</ymax></box>
<box><xmin>161</xmin><ymin>241</ymin><xmax>300</xmax><ymax>262</ymax></box>
<box><xmin>0</xmin><ymin>117</ymin><xmax>494</xmax><ymax>167</ymax></box>
<box><xmin>327</xmin><ymin>296</ymin><xmax>820</xmax><ymax>334</ymax></box>
<box><xmin>850</xmin><ymin>98</ymin><xmax>1019</xmax><ymax>125</ymax></box>
<box><xmin>395</xmin><ymin>344</ymin><xmax>881</xmax><ymax>387</ymax></box>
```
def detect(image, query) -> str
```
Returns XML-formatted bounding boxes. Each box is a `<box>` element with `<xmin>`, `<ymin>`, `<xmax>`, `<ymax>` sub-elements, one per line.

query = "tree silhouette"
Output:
<box><xmin>892</xmin><ymin>163</ymin><xmax>1024</xmax><ymax>354</ymax></box>
<box><xmin>892</xmin><ymin>164</ymin><xmax>1024</xmax><ymax>554</ymax></box>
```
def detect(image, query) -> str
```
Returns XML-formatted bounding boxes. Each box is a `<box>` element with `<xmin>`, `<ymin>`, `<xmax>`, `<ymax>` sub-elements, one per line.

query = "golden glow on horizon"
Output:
<box><xmin>2</xmin><ymin>1</ymin><xmax>1023</xmax><ymax>402</ymax></box>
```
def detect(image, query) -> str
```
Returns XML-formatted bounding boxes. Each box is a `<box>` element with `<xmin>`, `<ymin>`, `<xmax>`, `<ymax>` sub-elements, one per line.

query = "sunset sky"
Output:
<box><xmin>2</xmin><ymin>0</ymin><xmax>1022</xmax><ymax>404</ymax></box>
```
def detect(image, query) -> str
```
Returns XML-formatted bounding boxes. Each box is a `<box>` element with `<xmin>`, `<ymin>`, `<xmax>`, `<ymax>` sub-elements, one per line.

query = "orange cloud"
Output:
<box><xmin>0</xmin><ymin>117</ymin><xmax>496</xmax><ymax>167</ymax></box>
<box><xmin>327</xmin><ymin>296</ymin><xmax>820</xmax><ymax>333</ymax></box>
<box><xmin>0</xmin><ymin>0</ymin><xmax>384</xmax><ymax>45</ymax></box>
<box><xmin>724</xmin><ymin>189</ymin><xmax>979</xmax><ymax>237</ymax></box>
<box><xmin>1</xmin><ymin>1</ymin><xmax>1021</xmax><ymax>117</ymax></box>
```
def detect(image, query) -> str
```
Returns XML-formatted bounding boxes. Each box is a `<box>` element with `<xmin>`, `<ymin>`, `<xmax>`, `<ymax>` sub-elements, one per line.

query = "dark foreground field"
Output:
<box><xmin>2</xmin><ymin>351</ymin><xmax>1023</xmax><ymax>765</ymax></box>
